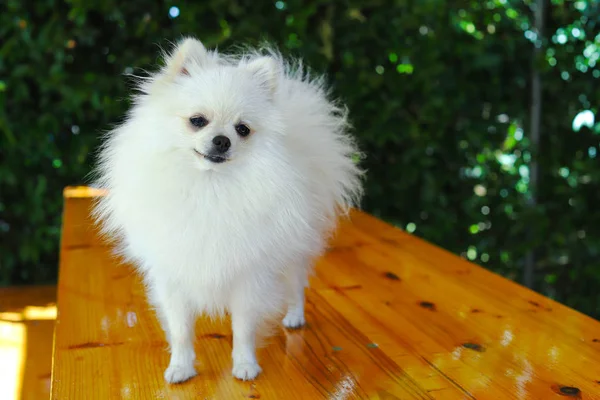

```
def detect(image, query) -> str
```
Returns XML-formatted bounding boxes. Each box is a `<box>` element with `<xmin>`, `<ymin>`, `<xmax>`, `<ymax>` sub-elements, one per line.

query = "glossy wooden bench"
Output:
<box><xmin>51</xmin><ymin>186</ymin><xmax>600</xmax><ymax>399</ymax></box>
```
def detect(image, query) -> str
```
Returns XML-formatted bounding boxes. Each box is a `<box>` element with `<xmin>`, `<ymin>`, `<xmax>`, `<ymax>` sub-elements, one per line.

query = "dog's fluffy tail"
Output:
<box><xmin>269</xmin><ymin>50</ymin><xmax>365</xmax><ymax>222</ymax></box>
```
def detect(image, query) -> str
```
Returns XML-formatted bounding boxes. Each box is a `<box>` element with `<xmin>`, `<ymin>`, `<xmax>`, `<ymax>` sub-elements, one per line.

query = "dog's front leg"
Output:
<box><xmin>230</xmin><ymin>293</ymin><xmax>262</xmax><ymax>380</ymax></box>
<box><xmin>150</xmin><ymin>282</ymin><xmax>197</xmax><ymax>384</ymax></box>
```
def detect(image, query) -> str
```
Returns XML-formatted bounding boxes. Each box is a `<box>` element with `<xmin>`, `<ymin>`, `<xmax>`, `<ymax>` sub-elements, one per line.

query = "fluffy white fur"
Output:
<box><xmin>91</xmin><ymin>37</ymin><xmax>363</xmax><ymax>383</ymax></box>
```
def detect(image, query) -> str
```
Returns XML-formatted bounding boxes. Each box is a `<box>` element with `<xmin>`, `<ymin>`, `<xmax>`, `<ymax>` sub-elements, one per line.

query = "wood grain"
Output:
<box><xmin>51</xmin><ymin>186</ymin><xmax>600</xmax><ymax>399</ymax></box>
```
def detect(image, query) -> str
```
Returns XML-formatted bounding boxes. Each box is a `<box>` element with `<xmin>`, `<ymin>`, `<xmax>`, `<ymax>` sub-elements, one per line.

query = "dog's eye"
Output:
<box><xmin>235</xmin><ymin>124</ymin><xmax>251</xmax><ymax>137</ymax></box>
<box><xmin>190</xmin><ymin>116</ymin><xmax>208</xmax><ymax>128</ymax></box>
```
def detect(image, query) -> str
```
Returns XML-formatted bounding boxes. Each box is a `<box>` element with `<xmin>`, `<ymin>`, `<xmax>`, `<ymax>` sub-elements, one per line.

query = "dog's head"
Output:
<box><xmin>139</xmin><ymin>38</ymin><xmax>284</xmax><ymax>171</ymax></box>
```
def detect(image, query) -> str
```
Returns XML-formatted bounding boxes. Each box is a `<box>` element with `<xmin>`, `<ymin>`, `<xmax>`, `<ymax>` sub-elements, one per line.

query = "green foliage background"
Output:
<box><xmin>1</xmin><ymin>1</ymin><xmax>599</xmax><ymax>318</ymax></box>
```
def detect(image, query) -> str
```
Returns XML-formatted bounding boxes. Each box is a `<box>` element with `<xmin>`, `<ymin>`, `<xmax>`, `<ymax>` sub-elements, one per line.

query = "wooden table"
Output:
<box><xmin>51</xmin><ymin>186</ymin><xmax>600</xmax><ymax>399</ymax></box>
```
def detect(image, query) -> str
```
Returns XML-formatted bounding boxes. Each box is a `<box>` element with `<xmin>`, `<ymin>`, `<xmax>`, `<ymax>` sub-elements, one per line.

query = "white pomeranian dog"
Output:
<box><xmin>91</xmin><ymin>37</ymin><xmax>363</xmax><ymax>383</ymax></box>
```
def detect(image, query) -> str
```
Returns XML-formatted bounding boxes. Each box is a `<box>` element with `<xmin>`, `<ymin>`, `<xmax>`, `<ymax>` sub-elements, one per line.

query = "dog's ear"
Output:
<box><xmin>245</xmin><ymin>56</ymin><xmax>280</xmax><ymax>95</ymax></box>
<box><xmin>163</xmin><ymin>37</ymin><xmax>209</xmax><ymax>77</ymax></box>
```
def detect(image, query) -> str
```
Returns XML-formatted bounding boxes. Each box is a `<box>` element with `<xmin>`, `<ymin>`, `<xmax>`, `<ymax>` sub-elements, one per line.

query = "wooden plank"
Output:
<box><xmin>60</xmin><ymin>186</ymin><xmax>107</xmax><ymax>249</ymax></box>
<box><xmin>51</xmin><ymin>188</ymin><xmax>600</xmax><ymax>399</ymax></box>
<box><xmin>0</xmin><ymin>285</ymin><xmax>57</xmax><ymax>400</ymax></box>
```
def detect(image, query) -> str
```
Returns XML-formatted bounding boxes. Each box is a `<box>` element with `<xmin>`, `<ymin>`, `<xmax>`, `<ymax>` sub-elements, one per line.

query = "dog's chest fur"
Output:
<box><xmin>109</xmin><ymin>157</ymin><xmax>323</xmax><ymax>291</ymax></box>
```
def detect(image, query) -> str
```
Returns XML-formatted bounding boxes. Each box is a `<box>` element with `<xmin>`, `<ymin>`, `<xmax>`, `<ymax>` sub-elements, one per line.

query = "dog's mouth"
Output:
<box><xmin>194</xmin><ymin>149</ymin><xmax>228</xmax><ymax>164</ymax></box>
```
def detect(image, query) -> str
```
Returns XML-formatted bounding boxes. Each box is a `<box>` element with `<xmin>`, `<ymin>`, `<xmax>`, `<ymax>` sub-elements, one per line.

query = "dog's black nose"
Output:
<box><xmin>212</xmin><ymin>135</ymin><xmax>231</xmax><ymax>153</ymax></box>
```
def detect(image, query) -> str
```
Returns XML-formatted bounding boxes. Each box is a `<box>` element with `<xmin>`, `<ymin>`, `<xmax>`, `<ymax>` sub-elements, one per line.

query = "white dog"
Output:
<box><xmin>91</xmin><ymin>37</ymin><xmax>363</xmax><ymax>383</ymax></box>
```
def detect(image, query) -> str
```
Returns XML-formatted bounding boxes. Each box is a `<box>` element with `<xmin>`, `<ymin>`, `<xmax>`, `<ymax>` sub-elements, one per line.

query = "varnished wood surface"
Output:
<box><xmin>52</xmin><ymin>186</ymin><xmax>600</xmax><ymax>399</ymax></box>
<box><xmin>0</xmin><ymin>285</ymin><xmax>57</xmax><ymax>400</ymax></box>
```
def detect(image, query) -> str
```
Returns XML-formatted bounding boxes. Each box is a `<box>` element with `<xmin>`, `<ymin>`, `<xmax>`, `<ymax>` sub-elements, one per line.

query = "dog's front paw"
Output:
<box><xmin>282</xmin><ymin>312</ymin><xmax>306</xmax><ymax>329</ymax></box>
<box><xmin>232</xmin><ymin>362</ymin><xmax>262</xmax><ymax>381</ymax></box>
<box><xmin>164</xmin><ymin>363</ymin><xmax>197</xmax><ymax>384</ymax></box>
